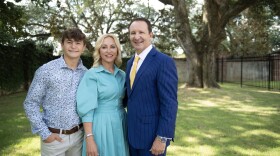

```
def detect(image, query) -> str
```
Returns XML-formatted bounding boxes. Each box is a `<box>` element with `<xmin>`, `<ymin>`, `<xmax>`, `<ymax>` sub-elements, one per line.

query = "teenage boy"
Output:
<box><xmin>24</xmin><ymin>28</ymin><xmax>88</xmax><ymax>156</ymax></box>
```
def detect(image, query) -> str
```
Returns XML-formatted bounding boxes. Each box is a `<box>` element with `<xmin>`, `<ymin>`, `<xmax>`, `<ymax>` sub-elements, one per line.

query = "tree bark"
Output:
<box><xmin>171</xmin><ymin>0</ymin><xmax>203</xmax><ymax>87</ymax></box>
<box><xmin>159</xmin><ymin>0</ymin><xmax>258</xmax><ymax>88</ymax></box>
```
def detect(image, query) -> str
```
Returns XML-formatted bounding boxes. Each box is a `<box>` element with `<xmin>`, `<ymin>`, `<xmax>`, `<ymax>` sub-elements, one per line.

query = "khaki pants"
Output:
<box><xmin>41</xmin><ymin>129</ymin><xmax>83</xmax><ymax>156</ymax></box>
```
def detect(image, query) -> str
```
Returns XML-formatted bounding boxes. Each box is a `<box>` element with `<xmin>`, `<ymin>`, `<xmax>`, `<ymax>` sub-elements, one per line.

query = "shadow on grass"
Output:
<box><xmin>169</xmin><ymin>83</ymin><xmax>280</xmax><ymax>155</ymax></box>
<box><xmin>1</xmin><ymin>84</ymin><xmax>279</xmax><ymax>155</ymax></box>
<box><xmin>0</xmin><ymin>92</ymin><xmax>40</xmax><ymax>155</ymax></box>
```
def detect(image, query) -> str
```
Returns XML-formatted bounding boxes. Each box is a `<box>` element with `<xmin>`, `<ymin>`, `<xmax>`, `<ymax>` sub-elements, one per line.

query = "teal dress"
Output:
<box><xmin>77</xmin><ymin>65</ymin><xmax>129</xmax><ymax>156</ymax></box>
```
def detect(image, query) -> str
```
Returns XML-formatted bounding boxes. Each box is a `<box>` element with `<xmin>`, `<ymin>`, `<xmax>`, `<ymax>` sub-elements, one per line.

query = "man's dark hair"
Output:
<box><xmin>61</xmin><ymin>28</ymin><xmax>86</xmax><ymax>44</ymax></box>
<box><xmin>128</xmin><ymin>18</ymin><xmax>152</xmax><ymax>33</ymax></box>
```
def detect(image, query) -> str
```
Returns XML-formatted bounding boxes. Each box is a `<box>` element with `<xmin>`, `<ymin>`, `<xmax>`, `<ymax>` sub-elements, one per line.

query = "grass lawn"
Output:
<box><xmin>0</xmin><ymin>83</ymin><xmax>279</xmax><ymax>156</ymax></box>
<box><xmin>0</xmin><ymin>92</ymin><xmax>40</xmax><ymax>155</ymax></box>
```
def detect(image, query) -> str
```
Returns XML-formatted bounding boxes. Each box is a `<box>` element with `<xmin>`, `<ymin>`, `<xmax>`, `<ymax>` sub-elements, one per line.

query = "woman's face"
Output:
<box><xmin>100</xmin><ymin>37</ymin><xmax>118</xmax><ymax>65</ymax></box>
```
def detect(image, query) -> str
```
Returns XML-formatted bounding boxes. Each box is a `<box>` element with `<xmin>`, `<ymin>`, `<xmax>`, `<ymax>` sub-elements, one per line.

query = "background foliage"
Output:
<box><xmin>0</xmin><ymin>0</ymin><xmax>279</xmax><ymax>93</ymax></box>
<box><xmin>0</xmin><ymin>40</ymin><xmax>128</xmax><ymax>95</ymax></box>
<box><xmin>0</xmin><ymin>40</ymin><xmax>53</xmax><ymax>94</ymax></box>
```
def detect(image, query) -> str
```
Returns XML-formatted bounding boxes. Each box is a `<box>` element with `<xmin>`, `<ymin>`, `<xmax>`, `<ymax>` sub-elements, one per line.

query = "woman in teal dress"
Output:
<box><xmin>77</xmin><ymin>34</ymin><xmax>129</xmax><ymax>156</ymax></box>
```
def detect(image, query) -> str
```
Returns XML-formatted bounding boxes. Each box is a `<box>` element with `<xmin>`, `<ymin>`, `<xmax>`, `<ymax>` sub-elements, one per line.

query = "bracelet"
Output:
<box><xmin>85</xmin><ymin>133</ymin><xmax>94</xmax><ymax>138</ymax></box>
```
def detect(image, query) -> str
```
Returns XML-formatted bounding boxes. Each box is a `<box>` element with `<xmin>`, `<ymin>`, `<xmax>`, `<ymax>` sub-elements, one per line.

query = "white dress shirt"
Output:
<box><xmin>130</xmin><ymin>44</ymin><xmax>153</xmax><ymax>76</ymax></box>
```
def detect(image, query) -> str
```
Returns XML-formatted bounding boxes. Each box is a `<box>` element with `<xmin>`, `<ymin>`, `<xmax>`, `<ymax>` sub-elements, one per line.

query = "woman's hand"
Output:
<box><xmin>86</xmin><ymin>136</ymin><xmax>99</xmax><ymax>156</ymax></box>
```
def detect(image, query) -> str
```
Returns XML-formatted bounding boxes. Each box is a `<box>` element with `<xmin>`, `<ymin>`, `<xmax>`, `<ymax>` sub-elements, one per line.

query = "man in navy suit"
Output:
<box><xmin>126</xmin><ymin>17</ymin><xmax>178</xmax><ymax>156</ymax></box>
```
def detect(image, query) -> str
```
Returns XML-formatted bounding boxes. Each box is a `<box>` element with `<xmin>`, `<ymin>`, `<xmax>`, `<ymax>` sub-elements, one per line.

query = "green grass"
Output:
<box><xmin>225</xmin><ymin>81</ymin><xmax>280</xmax><ymax>91</ymax></box>
<box><xmin>0</xmin><ymin>92</ymin><xmax>40</xmax><ymax>156</ymax></box>
<box><xmin>167</xmin><ymin>83</ymin><xmax>280</xmax><ymax>156</ymax></box>
<box><xmin>0</xmin><ymin>83</ymin><xmax>279</xmax><ymax>156</ymax></box>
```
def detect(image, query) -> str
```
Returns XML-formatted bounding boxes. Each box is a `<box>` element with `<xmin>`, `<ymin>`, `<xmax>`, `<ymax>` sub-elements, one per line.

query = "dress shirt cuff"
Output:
<box><xmin>158</xmin><ymin>135</ymin><xmax>172</xmax><ymax>140</ymax></box>
<box><xmin>40</xmin><ymin>128</ymin><xmax>52</xmax><ymax>140</ymax></box>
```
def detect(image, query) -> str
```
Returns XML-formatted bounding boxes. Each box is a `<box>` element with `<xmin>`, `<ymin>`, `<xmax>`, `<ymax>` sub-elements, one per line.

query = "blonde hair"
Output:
<box><xmin>92</xmin><ymin>34</ymin><xmax>122</xmax><ymax>67</ymax></box>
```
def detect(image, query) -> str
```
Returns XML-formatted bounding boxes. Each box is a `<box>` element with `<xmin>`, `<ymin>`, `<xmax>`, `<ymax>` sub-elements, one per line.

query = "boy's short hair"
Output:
<box><xmin>61</xmin><ymin>28</ymin><xmax>86</xmax><ymax>44</ymax></box>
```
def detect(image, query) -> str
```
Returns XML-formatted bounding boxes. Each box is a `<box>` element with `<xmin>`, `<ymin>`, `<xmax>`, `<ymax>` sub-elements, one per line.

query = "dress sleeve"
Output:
<box><xmin>77</xmin><ymin>70</ymin><xmax>98</xmax><ymax>123</ymax></box>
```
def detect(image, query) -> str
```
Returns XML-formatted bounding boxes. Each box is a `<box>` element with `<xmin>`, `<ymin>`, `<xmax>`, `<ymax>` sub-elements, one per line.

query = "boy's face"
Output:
<box><xmin>61</xmin><ymin>38</ymin><xmax>85</xmax><ymax>60</ymax></box>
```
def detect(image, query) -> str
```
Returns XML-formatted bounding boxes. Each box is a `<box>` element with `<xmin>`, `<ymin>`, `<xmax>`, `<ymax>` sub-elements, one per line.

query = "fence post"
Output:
<box><xmin>221</xmin><ymin>57</ymin><xmax>224</xmax><ymax>84</ymax></box>
<box><xmin>268</xmin><ymin>55</ymin><xmax>271</xmax><ymax>90</ymax></box>
<box><xmin>216</xmin><ymin>58</ymin><xmax>219</xmax><ymax>82</ymax></box>
<box><xmin>241</xmin><ymin>56</ymin><xmax>243</xmax><ymax>88</ymax></box>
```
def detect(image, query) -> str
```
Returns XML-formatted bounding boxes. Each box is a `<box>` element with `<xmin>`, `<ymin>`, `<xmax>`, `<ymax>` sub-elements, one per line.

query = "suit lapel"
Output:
<box><xmin>129</xmin><ymin>48</ymin><xmax>157</xmax><ymax>96</ymax></box>
<box><xmin>126</xmin><ymin>57</ymin><xmax>134</xmax><ymax>94</ymax></box>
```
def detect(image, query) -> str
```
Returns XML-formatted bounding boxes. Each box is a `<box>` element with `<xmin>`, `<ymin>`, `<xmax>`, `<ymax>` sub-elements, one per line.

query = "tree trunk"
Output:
<box><xmin>159</xmin><ymin>0</ymin><xmax>259</xmax><ymax>88</ymax></box>
<box><xmin>202</xmin><ymin>50</ymin><xmax>220</xmax><ymax>88</ymax></box>
<box><xmin>170</xmin><ymin>0</ymin><xmax>204</xmax><ymax>87</ymax></box>
<box><xmin>185</xmin><ymin>51</ymin><xmax>203</xmax><ymax>87</ymax></box>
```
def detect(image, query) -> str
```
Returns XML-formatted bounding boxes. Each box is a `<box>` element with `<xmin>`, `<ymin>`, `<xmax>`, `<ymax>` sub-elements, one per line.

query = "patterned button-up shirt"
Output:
<box><xmin>24</xmin><ymin>56</ymin><xmax>87</xmax><ymax>140</ymax></box>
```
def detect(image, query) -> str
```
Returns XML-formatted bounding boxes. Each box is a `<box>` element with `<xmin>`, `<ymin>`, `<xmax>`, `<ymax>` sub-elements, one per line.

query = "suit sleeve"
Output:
<box><xmin>76</xmin><ymin>70</ymin><xmax>98</xmax><ymax>122</ymax></box>
<box><xmin>156</xmin><ymin>57</ymin><xmax>178</xmax><ymax>138</ymax></box>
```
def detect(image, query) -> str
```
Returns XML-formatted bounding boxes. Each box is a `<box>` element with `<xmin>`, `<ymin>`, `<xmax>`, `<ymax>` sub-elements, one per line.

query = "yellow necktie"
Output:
<box><xmin>130</xmin><ymin>56</ymin><xmax>140</xmax><ymax>88</ymax></box>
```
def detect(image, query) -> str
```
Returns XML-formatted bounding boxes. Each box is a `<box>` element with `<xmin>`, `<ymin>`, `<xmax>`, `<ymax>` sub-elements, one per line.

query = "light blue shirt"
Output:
<box><xmin>77</xmin><ymin>65</ymin><xmax>128</xmax><ymax>156</ymax></box>
<box><xmin>77</xmin><ymin>65</ymin><xmax>126</xmax><ymax>122</ymax></box>
<box><xmin>24</xmin><ymin>56</ymin><xmax>87</xmax><ymax>140</ymax></box>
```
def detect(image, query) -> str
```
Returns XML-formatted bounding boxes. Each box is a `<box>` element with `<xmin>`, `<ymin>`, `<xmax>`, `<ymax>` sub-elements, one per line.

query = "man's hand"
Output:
<box><xmin>43</xmin><ymin>133</ymin><xmax>63</xmax><ymax>143</ymax></box>
<box><xmin>150</xmin><ymin>137</ymin><xmax>166</xmax><ymax>155</ymax></box>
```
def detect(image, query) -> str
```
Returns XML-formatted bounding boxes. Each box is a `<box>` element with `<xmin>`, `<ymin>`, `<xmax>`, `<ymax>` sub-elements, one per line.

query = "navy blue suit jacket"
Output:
<box><xmin>126</xmin><ymin>47</ymin><xmax>178</xmax><ymax>149</ymax></box>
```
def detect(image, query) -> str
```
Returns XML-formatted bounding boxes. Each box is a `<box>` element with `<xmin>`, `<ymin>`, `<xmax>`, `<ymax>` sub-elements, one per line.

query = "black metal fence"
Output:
<box><xmin>216</xmin><ymin>52</ymin><xmax>280</xmax><ymax>91</ymax></box>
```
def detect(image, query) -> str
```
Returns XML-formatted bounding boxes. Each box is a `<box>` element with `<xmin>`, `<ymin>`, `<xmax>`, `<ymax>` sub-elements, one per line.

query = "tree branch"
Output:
<box><xmin>27</xmin><ymin>33</ymin><xmax>51</xmax><ymax>38</ymax></box>
<box><xmin>171</xmin><ymin>0</ymin><xmax>197</xmax><ymax>56</ymax></box>
<box><xmin>222</xmin><ymin>0</ymin><xmax>258</xmax><ymax>27</ymax></box>
<box><xmin>158</xmin><ymin>0</ymin><xmax>173</xmax><ymax>6</ymax></box>
<box><xmin>25</xmin><ymin>23</ymin><xmax>49</xmax><ymax>28</ymax></box>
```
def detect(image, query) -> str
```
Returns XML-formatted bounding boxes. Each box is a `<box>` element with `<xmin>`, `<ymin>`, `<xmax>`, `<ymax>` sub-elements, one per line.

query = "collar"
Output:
<box><xmin>95</xmin><ymin>65</ymin><xmax>120</xmax><ymax>76</ymax></box>
<box><xmin>135</xmin><ymin>44</ymin><xmax>153</xmax><ymax>61</ymax></box>
<box><xmin>59</xmin><ymin>55</ymin><xmax>85</xmax><ymax>70</ymax></box>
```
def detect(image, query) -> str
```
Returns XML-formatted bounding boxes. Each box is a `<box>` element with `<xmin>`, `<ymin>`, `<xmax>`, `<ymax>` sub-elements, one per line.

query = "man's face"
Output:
<box><xmin>129</xmin><ymin>21</ymin><xmax>153</xmax><ymax>54</ymax></box>
<box><xmin>61</xmin><ymin>38</ymin><xmax>85</xmax><ymax>59</ymax></box>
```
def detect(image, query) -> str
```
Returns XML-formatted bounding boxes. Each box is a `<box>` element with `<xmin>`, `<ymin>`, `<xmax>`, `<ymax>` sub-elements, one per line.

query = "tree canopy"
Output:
<box><xmin>0</xmin><ymin>0</ymin><xmax>28</xmax><ymax>45</ymax></box>
<box><xmin>159</xmin><ymin>0</ymin><xmax>279</xmax><ymax>87</ymax></box>
<box><xmin>1</xmin><ymin>0</ymin><xmax>279</xmax><ymax>89</ymax></box>
<box><xmin>21</xmin><ymin>0</ymin><xmax>179</xmax><ymax>56</ymax></box>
